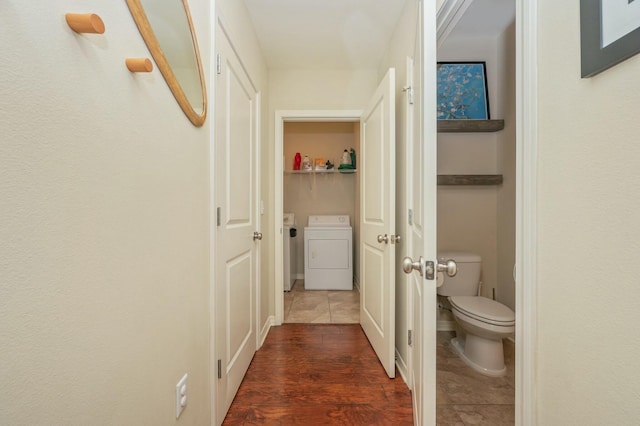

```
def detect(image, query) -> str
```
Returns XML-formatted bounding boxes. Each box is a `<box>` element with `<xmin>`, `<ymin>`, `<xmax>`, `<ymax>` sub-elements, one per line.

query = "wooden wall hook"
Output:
<box><xmin>65</xmin><ymin>13</ymin><xmax>105</xmax><ymax>34</ymax></box>
<box><xmin>125</xmin><ymin>58</ymin><xmax>153</xmax><ymax>73</ymax></box>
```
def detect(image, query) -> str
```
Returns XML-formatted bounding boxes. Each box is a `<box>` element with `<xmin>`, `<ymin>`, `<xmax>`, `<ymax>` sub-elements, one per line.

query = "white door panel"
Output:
<box><xmin>363</xmin><ymin>245</ymin><xmax>385</xmax><ymax>331</ymax></box>
<box><xmin>407</xmin><ymin>1</ymin><xmax>438</xmax><ymax>424</ymax></box>
<box><xmin>215</xmin><ymin>28</ymin><xmax>258</xmax><ymax>424</ymax></box>
<box><xmin>362</xmin><ymin>100</ymin><xmax>385</xmax><ymax>222</ymax></box>
<box><xmin>360</xmin><ymin>68</ymin><xmax>396</xmax><ymax>379</ymax></box>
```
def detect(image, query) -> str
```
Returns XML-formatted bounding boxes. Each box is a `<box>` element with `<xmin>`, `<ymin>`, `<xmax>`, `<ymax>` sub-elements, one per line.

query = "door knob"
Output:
<box><xmin>253</xmin><ymin>231</ymin><xmax>263</xmax><ymax>241</ymax></box>
<box><xmin>402</xmin><ymin>256</ymin><xmax>423</xmax><ymax>276</ymax></box>
<box><xmin>377</xmin><ymin>234</ymin><xmax>389</xmax><ymax>244</ymax></box>
<box><xmin>391</xmin><ymin>234</ymin><xmax>401</xmax><ymax>244</ymax></box>
<box><xmin>437</xmin><ymin>259</ymin><xmax>457</xmax><ymax>277</ymax></box>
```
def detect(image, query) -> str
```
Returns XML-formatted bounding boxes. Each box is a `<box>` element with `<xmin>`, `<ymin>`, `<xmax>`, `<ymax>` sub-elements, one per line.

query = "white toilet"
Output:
<box><xmin>438</xmin><ymin>251</ymin><xmax>515</xmax><ymax>377</ymax></box>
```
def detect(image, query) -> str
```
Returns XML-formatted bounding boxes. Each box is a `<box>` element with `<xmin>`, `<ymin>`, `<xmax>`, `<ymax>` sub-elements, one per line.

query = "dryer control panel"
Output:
<box><xmin>307</xmin><ymin>215</ymin><xmax>350</xmax><ymax>227</ymax></box>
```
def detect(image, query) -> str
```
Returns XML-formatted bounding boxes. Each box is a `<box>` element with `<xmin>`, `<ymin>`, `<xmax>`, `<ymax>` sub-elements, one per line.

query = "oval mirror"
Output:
<box><xmin>125</xmin><ymin>0</ymin><xmax>207</xmax><ymax>127</ymax></box>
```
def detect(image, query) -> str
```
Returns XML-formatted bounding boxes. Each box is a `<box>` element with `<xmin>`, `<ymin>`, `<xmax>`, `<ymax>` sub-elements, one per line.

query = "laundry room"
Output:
<box><xmin>283</xmin><ymin>121</ymin><xmax>361</xmax><ymax>289</ymax></box>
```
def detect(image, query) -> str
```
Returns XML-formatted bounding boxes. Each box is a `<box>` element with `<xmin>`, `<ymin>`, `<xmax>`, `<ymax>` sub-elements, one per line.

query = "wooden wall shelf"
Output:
<box><xmin>437</xmin><ymin>175</ymin><xmax>503</xmax><ymax>186</ymax></box>
<box><xmin>285</xmin><ymin>169</ymin><xmax>356</xmax><ymax>175</ymax></box>
<box><xmin>437</xmin><ymin>119</ymin><xmax>505</xmax><ymax>133</ymax></box>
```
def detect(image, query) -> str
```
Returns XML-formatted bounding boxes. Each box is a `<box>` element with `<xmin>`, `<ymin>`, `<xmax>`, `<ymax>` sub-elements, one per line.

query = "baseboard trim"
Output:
<box><xmin>259</xmin><ymin>315</ymin><xmax>275</xmax><ymax>348</ymax></box>
<box><xmin>395</xmin><ymin>349</ymin><xmax>410</xmax><ymax>389</ymax></box>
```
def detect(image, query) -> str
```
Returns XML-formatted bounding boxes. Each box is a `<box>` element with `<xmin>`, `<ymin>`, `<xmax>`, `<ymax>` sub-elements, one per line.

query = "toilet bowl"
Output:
<box><xmin>448</xmin><ymin>295</ymin><xmax>515</xmax><ymax>376</ymax></box>
<box><xmin>438</xmin><ymin>251</ymin><xmax>515</xmax><ymax>377</ymax></box>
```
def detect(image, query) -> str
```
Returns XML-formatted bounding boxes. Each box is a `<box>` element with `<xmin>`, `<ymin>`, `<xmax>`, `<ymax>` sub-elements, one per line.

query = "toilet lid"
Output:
<box><xmin>449</xmin><ymin>296</ymin><xmax>515</xmax><ymax>325</ymax></box>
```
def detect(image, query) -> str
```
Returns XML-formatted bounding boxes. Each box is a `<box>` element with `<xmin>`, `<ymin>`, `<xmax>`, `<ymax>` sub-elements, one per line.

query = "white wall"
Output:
<box><xmin>537</xmin><ymin>1</ymin><xmax>640</xmax><ymax>423</ymax></box>
<box><xmin>437</xmin><ymin>31</ymin><xmax>513</xmax><ymax>303</ymax></box>
<box><xmin>496</xmin><ymin>22</ymin><xmax>516</xmax><ymax>311</ymax></box>
<box><xmin>0</xmin><ymin>1</ymin><xmax>211</xmax><ymax>424</ymax></box>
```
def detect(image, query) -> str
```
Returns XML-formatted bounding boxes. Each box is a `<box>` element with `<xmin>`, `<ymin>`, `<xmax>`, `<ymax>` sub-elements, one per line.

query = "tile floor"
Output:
<box><xmin>283</xmin><ymin>281</ymin><xmax>515</xmax><ymax>425</ymax></box>
<box><xmin>283</xmin><ymin>280</ymin><xmax>360</xmax><ymax>324</ymax></box>
<box><xmin>437</xmin><ymin>330</ymin><xmax>515</xmax><ymax>425</ymax></box>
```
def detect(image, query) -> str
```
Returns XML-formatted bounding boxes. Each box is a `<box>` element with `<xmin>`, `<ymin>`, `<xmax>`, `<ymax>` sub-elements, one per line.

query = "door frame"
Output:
<box><xmin>435</xmin><ymin>1</ymin><xmax>538</xmax><ymax>424</ymax></box>
<box><xmin>274</xmin><ymin>109</ymin><xmax>362</xmax><ymax>325</ymax></box>
<box><xmin>515</xmin><ymin>0</ymin><xmax>538</xmax><ymax>424</ymax></box>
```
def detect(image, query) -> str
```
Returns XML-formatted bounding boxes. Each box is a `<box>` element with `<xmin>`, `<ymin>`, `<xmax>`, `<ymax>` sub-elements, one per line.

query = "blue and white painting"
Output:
<box><xmin>437</xmin><ymin>62</ymin><xmax>489</xmax><ymax>120</ymax></box>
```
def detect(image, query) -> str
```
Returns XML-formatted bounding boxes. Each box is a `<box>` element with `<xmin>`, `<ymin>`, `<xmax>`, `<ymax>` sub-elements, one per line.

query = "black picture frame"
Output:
<box><xmin>436</xmin><ymin>61</ymin><xmax>490</xmax><ymax>120</ymax></box>
<box><xmin>581</xmin><ymin>0</ymin><xmax>640</xmax><ymax>78</ymax></box>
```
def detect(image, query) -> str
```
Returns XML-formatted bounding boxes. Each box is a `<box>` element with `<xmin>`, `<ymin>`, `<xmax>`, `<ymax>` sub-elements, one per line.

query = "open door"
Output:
<box><xmin>359</xmin><ymin>68</ymin><xmax>397</xmax><ymax>378</ymax></box>
<box><xmin>404</xmin><ymin>1</ymin><xmax>438</xmax><ymax>424</ymax></box>
<box><xmin>215</xmin><ymin>28</ymin><xmax>260</xmax><ymax>423</ymax></box>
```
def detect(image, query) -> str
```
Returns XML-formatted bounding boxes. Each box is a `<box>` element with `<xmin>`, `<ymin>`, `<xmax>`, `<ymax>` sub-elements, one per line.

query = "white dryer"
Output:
<box><xmin>304</xmin><ymin>215</ymin><xmax>353</xmax><ymax>290</ymax></box>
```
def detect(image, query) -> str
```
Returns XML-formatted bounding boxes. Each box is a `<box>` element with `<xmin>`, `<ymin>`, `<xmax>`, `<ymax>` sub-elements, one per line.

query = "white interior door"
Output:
<box><xmin>406</xmin><ymin>1</ymin><xmax>438</xmax><ymax>424</ymax></box>
<box><xmin>360</xmin><ymin>68</ymin><xmax>396</xmax><ymax>379</ymax></box>
<box><xmin>215</xmin><ymin>29</ymin><xmax>259</xmax><ymax>423</ymax></box>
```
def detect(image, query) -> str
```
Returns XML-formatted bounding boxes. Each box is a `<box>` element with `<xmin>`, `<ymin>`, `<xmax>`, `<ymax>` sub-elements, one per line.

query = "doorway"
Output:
<box><xmin>435</xmin><ymin>0</ymin><xmax>517</xmax><ymax>422</ymax></box>
<box><xmin>274</xmin><ymin>111</ymin><xmax>364</xmax><ymax>325</ymax></box>
<box><xmin>281</xmin><ymin>120</ymin><xmax>360</xmax><ymax>324</ymax></box>
<box><xmin>274</xmin><ymin>65</ymin><xmax>398</xmax><ymax>381</ymax></box>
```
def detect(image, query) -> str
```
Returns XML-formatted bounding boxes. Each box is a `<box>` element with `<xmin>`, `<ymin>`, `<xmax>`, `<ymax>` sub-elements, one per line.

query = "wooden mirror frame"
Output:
<box><xmin>125</xmin><ymin>0</ymin><xmax>207</xmax><ymax>127</ymax></box>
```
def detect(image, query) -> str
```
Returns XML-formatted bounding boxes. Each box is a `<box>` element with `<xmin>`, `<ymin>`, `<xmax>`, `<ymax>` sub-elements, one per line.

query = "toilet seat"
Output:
<box><xmin>449</xmin><ymin>296</ymin><xmax>515</xmax><ymax>327</ymax></box>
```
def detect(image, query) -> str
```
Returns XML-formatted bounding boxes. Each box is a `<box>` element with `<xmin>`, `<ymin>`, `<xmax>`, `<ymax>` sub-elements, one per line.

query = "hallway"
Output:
<box><xmin>222</xmin><ymin>324</ymin><xmax>413</xmax><ymax>425</ymax></box>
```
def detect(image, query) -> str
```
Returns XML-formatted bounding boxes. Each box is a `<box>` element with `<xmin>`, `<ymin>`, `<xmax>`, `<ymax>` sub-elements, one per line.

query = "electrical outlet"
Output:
<box><xmin>176</xmin><ymin>373</ymin><xmax>188</xmax><ymax>418</ymax></box>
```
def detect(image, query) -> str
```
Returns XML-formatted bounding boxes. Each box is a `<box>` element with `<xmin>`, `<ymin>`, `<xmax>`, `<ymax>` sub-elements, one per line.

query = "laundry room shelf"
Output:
<box><xmin>285</xmin><ymin>169</ymin><xmax>357</xmax><ymax>175</ymax></box>
<box><xmin>437</xmin><ymin>119</ymin><xmax>504</xmax><ymax>133</ymax></box>
<box><xmin>437</xmin><ymin>174</ymin><xmax>503</xmax><ymax>186</ymax></box>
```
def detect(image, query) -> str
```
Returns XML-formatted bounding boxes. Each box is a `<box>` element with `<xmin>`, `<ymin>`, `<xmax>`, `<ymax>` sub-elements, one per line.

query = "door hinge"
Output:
<box><xmin>403</xmin><ymin>85</ymin><xmax>414</xmax><ymax>105</ymax></box>
<box><xmin>217</xmin><ymin>359</ymin><xmax>222</xmax><ymax>379</ymax></box>
<box><xmin>408</xmin><ymin>209</ymin><xmax>413</xmax><ymax>226</ymax></box>
<box><xmin>408</xmin><ymin>330</ymin><xmax>413</xmax><ymax>346</ymax></box>
<box><xmin>216</xmin><ymin>53</ymin><xmax>221</xmax><ymax>75</ymax></box>
<box><xmin>216</xmin><ymin>207</ymin><xmax>221</xmax><ymax>227</ymax></box>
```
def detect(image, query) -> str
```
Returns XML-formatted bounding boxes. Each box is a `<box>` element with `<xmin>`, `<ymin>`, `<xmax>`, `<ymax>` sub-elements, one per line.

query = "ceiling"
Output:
<box><xmin>242</xmin><ymin>0</ymin><xmax>408</xmax><ymax>69</ymax></box>
<box><xmin>242</xmin><ymin>0</ymin><xmax>515</xmax><ymax>70</ymax></box>
<box><xmin>450</xmin><ymin>0</ymin><xmax>515</xmax><ymax>39</ymax></box>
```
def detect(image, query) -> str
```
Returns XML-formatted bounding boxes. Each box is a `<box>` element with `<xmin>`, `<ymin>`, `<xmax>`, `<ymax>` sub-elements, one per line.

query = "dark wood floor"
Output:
<box><xmin>223</xmin><ymin>324</ymin><xmax>414</xmax><ymax>425</ymax></box>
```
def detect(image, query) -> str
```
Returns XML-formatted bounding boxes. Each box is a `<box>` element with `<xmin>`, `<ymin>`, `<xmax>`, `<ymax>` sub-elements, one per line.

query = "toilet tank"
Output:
<box><xmin>437</xmin><ymin>251</ymin><xmax>482</xmax><ymax>296</ymax></box>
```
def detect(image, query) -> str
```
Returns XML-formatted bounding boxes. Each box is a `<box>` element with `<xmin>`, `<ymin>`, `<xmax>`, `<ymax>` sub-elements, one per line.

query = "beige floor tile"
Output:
<box><xmin>285</xmin><ymin>280</ymin><xmax>359</xmax><ymax>324</ymax></box>
<box><xmin>285</xmin><ymin>291</ymin><xmax>330</xmax><ymax>323</ymax></box>
<box><xmin>330</xmin><ymin>304</ymin><xmax>360</xmax><ymax>323</ymax></box>
<box><xmin>436</xmin><ymin>405</ymin><xmax>465</xmax><ymax>426</ymax></box>
<box><xmin>283</xmin><ymin>291</ymin><xmax>294</xmax><ymax>320</ymax></box>
<box><xmin>449</xmin><ymin>404</ymin><xmax>514</xmax><ymax>426</ymax></box>
<box><xmin>328</xmin><ymin>289</ymin><xmax>360</xmax><ymax>302</ymax></box>
<box><xmin>286</xmin><ymin>309</ymin><xmax>331</xmax><ymax>323</ymax></box>
<box><xmin>329</xmin><ymin>290</ymin><xmax>360</xmax><ymax>323</ymax></box>
<box><xmin>437</xmin><ymin>331</ymin><xmax>515</xmax><ymax>424</ymax></box>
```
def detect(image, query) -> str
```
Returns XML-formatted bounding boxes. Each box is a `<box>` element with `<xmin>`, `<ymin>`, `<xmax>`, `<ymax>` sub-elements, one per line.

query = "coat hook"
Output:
<box><xmin>65</xmin><ymin>13</ymin><xmax>105</xmax><ymax>34</ymax></box>
<box><xmin>125</xmin><ymin>58</ymin><xmax>153</xmax><ymax>73</ymax></box>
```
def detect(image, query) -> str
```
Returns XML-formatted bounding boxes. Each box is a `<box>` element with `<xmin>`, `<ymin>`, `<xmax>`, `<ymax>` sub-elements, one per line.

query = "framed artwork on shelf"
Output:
<box><xmin>581</xmin><ymin>0</ymin><xmax>640</xmax><ymax>77</ymax></box>
<box><xmin>437</xmin><ymin>61</ymin><xmax>490</xmax><ymax>120</ymax></box>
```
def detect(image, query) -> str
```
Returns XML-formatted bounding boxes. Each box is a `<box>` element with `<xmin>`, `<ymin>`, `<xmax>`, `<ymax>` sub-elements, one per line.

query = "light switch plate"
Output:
<box><xmin>176</xmin><ymin>373</ymin><xmax>188</xmax><ymax>418</ymax></box>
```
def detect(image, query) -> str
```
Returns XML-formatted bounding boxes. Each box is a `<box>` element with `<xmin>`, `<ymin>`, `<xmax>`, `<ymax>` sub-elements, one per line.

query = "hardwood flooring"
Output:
<box><xmin>222</xmin><ymin>324</ymin><xmax>414</xmax><ymax>425</ymax></box>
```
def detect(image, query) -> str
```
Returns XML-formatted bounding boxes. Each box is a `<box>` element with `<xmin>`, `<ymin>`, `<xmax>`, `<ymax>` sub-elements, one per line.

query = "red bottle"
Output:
<box><xmin>293</xmin><ymin>152</ymin><xmax>301</xmax><ymax>170</ymax></box>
